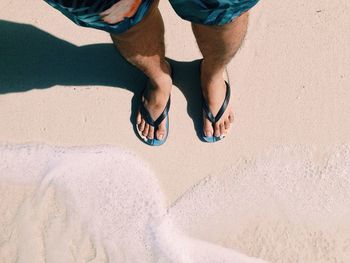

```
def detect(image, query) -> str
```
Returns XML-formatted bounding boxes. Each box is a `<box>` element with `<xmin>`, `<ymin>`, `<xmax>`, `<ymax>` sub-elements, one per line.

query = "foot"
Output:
<box><xmin>201</xmin><ymin>60</ymin><xmax>234</xmax><ymax>139</ymax></box>
<box><xmin>136</xmin><ymin>61</ymin><xmax>172</xmax><ymax>140</ymax></box>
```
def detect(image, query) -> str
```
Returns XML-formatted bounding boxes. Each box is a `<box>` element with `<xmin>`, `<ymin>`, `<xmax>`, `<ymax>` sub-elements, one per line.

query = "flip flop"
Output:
<box><xmin>136</xmin><ymin>82</ymin><xmax>171</xmax><ymax>146</ymax></box>
<box><xmin>201</xmin><ymin>63</ymin><xmax>231</xmax><ymax>143</ymax></box>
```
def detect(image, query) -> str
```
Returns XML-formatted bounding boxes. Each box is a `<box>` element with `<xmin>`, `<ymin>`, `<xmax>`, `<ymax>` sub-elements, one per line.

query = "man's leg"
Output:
<box><xmin>192</xmin><ymin>12</ymin><xmax>249</xmax><ymax>138</ymax></box>
<box><xmin>111</xmin><ymin>0</ymin><xmax>171</xmax><ymax>140</ymax></box>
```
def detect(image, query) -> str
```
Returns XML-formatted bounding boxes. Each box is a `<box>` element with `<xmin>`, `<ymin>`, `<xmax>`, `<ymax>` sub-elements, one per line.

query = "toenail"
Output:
<box><xmin>158</xmin><ymin>135</ymin><xmax>164</xmax><ymax>140</ymax></box>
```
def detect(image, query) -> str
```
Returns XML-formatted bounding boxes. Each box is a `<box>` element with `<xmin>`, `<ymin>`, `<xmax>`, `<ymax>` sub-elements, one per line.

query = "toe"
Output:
<box><xmin>224</xmin><ymin>120</ymin><xmax>231</xmax><ymax>131</ymax></box>
<box><xmin>220</xmin><ymin>123</ymin><xmax>226</xmax><ymax>137</ymax></box>
<box><xmin>156</xmin><ymin>119</ymin><xmax>167</xmax><ymax>140</ymax></box>
<box><xmin>138</xmin><ymin>119</ymin><xmax>145</xmax><ymax>132</ymax></box>
<box><xmin>147</xmin><ymin>126</ymin><xmax>155</xmax><ymax>139</ymax></box>
<box><xmin>136</xmin><ymin>111</ymin><xmax>142</xmax><ymax>125</ymax></box>
<box><xmin>142</xmin><ymin>124</ymin><xmax>149</xmax><ymax>137</ymax></box>
<box><xmin>203</xmin><ymin>115</ymin><xmax>214</xmax><ymax>137</ymax></box>
<box><xmin>214</xmin><ymin>122</ymin><xmax>221</xmax><ymax>137</ymax></box>
<box><xmin>228</xmin><ymin>111</ymin><xmax>234</xmax><ymax>123</ymax></box>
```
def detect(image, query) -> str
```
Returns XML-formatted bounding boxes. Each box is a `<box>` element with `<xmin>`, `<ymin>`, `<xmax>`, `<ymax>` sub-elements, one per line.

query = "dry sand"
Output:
<box><xmin>1</xmin><ymin>0</ymin><xmax>350</xmax><ymax>262</ymax></box>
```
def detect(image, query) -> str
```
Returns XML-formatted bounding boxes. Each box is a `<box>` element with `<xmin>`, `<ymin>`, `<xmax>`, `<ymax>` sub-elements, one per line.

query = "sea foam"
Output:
<box><xmin>0</xmin><ymin>144</ymin><xmax>265</xmax><ymax>263</ymax></box>
<box><xmin>1</xmin><ymin>144</ymin><xmax>350</xmax><ymax>262</ymax></box>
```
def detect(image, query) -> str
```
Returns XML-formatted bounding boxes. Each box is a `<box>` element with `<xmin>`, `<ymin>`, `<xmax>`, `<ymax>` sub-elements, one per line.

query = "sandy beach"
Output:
<box><xmin>1</xmin><ymin>0</ymin><xmax>350</xmax><ymax>262</ymax></box>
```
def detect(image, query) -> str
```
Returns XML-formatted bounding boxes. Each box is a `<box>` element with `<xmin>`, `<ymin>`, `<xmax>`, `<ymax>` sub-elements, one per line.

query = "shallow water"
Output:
<box><xmin>1</xmin><ymin>144</ymin><xmax>350</xmax><ymax>262</ymax></box>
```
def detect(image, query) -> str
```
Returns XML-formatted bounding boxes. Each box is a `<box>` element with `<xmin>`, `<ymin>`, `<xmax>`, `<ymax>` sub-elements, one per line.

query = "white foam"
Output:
<box><xmin>0</xmin><ymin>144</ymin><xmax>265</xmax><ymax>263</ymax></box>
<box><xmin>168</xmin><ymin>146</ymin><xmax>350</xmax><ymax>262</ymax></box>
<box><xmin>2</xmin><ymin>144</ymin><xmax>350</xmax><ymax>262</ymax></box>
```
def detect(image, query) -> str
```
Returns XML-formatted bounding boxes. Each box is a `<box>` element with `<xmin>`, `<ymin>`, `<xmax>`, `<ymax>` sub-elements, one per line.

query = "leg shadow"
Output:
<box><xmin>0</xmin><ymin>19</ymin><xmax>146</xmax><ymax>94</ymax></box>
<box><xmin>0</xmin><ymin>19</ymin><xmax>148</xmax><ymax>134</ymax></box>
<box><xmin>0</xmin><ymin>20</ymin><xmax>203</xmax><ymax>141</ymax></box>
<box><xmin>170</xmin><ymin>59</ymin><xmax>204</xmax><ymax>141</ymax></box>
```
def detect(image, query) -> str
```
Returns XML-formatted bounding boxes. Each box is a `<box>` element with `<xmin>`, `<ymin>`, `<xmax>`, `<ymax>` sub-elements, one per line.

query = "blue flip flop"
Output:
<box><xmin>202</xmin><ymin>76</ymin><xmax>231</xmax><ymax>143</ymax></box>
<box><xmin>136</xmin><ymin>88</ymin><xmax>171</xmax><ymax>146</ymax></box>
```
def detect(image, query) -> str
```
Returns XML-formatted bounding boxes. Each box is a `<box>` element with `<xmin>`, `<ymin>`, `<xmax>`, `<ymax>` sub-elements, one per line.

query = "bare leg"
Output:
<box><xmin>192</xmin><ymin>12</ymin><xmax>249</xmax><ymax>138</ymax></box>
<box><xmin>111</xmin><ymin>0</ymin><xmax>171</xmax><ymax>140</ymax></box>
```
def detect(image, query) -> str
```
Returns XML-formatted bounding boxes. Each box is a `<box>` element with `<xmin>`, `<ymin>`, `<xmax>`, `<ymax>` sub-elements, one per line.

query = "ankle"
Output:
<box><xmin>201</xmin><ymin>59</ymin><xmax>226</xmax><ymax>79</ymax></box>
<box><xmin>143</xmin><ymin>85</ymin><xmax>170</xmax><ymax>108</ymax></box>
<box><xmin>146</xmin><ymin>61</ymin><xmax>172</xmax><ymax>90</ymax></box>
<box><xmin>200</xmin><ymin>67</ymin><xmax>227</xmax><ymax>104</ymax></box>
<box><xmin>148</xmin><ymin>73</ymin><xmax>172</xmax><ymax>92</ymax></box>
<box><xmin>201</xmin><ymin>71</ymin><xmax>226</xmax><ymax>96</ymax></box>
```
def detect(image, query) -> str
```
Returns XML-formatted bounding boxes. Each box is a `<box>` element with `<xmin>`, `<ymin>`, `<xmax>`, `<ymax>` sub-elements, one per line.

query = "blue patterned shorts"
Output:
<box><xmin>45</xmin><ymin>0</ymin><xmax>259</xmax><ymax>34</ymax></box>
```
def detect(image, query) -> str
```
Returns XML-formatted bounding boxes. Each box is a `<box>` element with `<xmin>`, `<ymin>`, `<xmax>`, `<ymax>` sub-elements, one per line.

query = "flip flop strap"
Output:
<box><xmin>140</xmin><ymin>96</ymin><xmax>171</xmax><ymax>127</ymax></box>
<box><xmin>203</xmin><ymin>81</ymin><xmax>231</xmax><ymax>124</ymax></box>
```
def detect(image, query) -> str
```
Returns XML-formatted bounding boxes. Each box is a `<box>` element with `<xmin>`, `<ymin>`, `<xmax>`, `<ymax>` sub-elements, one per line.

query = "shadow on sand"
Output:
<box><xmin>0</xmin><ymin>20</ymin><xmax>204</xmax><ymax>140</ymax></box>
